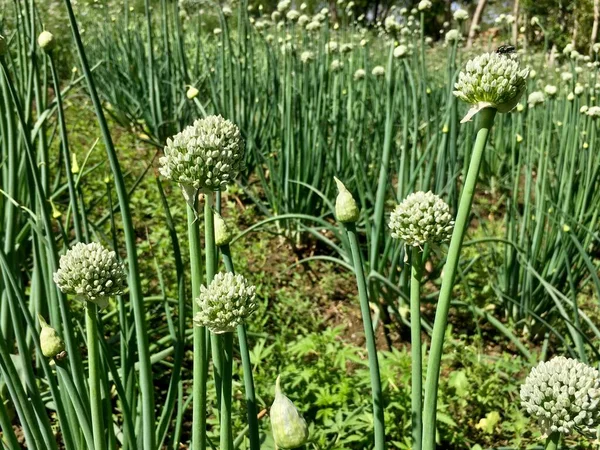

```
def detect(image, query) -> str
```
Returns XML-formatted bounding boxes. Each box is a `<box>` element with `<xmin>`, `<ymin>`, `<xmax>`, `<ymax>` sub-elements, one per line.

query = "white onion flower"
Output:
<box><xmin>453</xmin><ymin>52</ymin><xmax>529</xmax><ymax>122</ymax></box>
<box><xmin>389</xmin><ymin>191</ymin><xmax>454</xmax><ymax>247</ymax></box>
<box><xmin>527</xmin><ymin>91</ymin><xmax>545</xmax><ymax>108</ymax></box>
<box><xmin>160</xmin><ymin>115</ymin><xmax>244</xmax><ymax>193</ymax></box>
<box><xmin>194</xmin><ymin>272</ymin><xmax>257</xmax><ymax>334</ymax></box>
<box><xmin>521</xmin><ymin>356</ymin><xmax>600</xmax><ymax>436</ymax></box>
<box><xmin>54</xmin><ymin>242</ymin><xmax>127</xmax><ymax>308</ymax></box>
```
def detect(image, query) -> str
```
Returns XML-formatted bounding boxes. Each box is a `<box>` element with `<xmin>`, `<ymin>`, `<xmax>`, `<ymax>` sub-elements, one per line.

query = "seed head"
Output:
<box><xmin>453</xmin><ymin>9</ymin><xmax>468</xmax><ymax>22</ymax></box>
<box><xmin>527</xmin><ymin>91</ymin><xmax>545</xmax><ymax>108</ymax></box>
<box><xmin>418</xmin><ymin>0</ymin><xmax>432</xmax><ymax>11</ymax></box>
<box><xmin>277</xmin><ymin>0</ymin><xmax>291</xmax><ymax>12</ymax></box>
<box><xmin>389</xmin><ymin>191</ymin><xmax>454</xmax><ymax>247</ymax></box>
<box><xmin>394</xmin><ymin>44</ymin><xmax>409</xmax><ymax>58</ymax></box>
<box><xmin>453</xmin><ymin>52</ymin><xmax>528</xmax><ymax>121</ymax></box>
<box><xmin>300</xmin><ymin>51</ymin><xmax>314</xmax><ymax>63</ymax></box>
<box><xmin>194</xmin><ymin>272</ymin><xmax>257</xmax><ymax>334</ymax></box>
<box><xmin>445</xmin><ymin>29</ymin><xmax>462</xmax><ymax>44</ymax></box>
<box><xmin>160</xmin><ymin>115</ymin><xmax>244</xmax><ymax>192</ymax></box>
<box><xmin>354</xmin><ymin>68</ymin><xmax>366</xmax><ymax>80</ymax></box>
<box><xmin>330</xmin><ymin>59</ymin><xmax>343</xmax><ymax>71</ymax></box>
<box><xmin>38</xmin><ymin>31</ymin><xmax>55</xmax><ymax>51</ymax></box>
<box><xmin>372</xmin><ymin>66</ymin><xmax>385</xmax><ymax>77</ymax></box>
<box><xmin>54</xmin><ymin>242</ymin><xmax>127</xmax><ymax>308</ymax></box>
<box><xmin>586</xmin><ymin>106</ymin><xmax>600</xmax><ymax>119</ymax></box>
<box><xmin>520</xmin><ymin>356</ymin><xmax>600</xmax><ymax>436</ymax></box>
<box><xmin>271</xmin><ymin>375</ymin><xmax>309</xmax><ymax>449</ymax></box>
<box><xmin>286</xmin><ymin>10</ymin><xmax>300</xmax><ymax>21</ymax></box>
<box><xmin>544</xmin><ymin>85</ymin><xmax>558</xmax><ymax>97</ymax></box>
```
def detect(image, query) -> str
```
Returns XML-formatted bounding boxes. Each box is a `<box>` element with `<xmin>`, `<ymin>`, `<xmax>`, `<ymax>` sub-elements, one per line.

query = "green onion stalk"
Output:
<box><xmin>388</xmin><ymin>191</ymin><xmax>454</xmax><ymax>450</ymax></box>
<box><xmin>160</xmin><ymin>115</ymin><xmax>245</xmax><ymax>450</ymax></box>
<box><xmin>188</xmin><ymin>199</ymin><xmax>208</xmax><ymax>450</ymax></box>
<box><xmin>216</xmin><ymin>213</ymin><xmax>261</xmax><ymax>450</ymax></box>
<box><xmin>409</xmin><ymin>247</ymin><xmax>424</xmax><ymax>449</ymax></box>
<box><xmin>334</xmin><ymin>178</ymin><xmax>385</xmax><ymax>450</ymax></box>
<box><xmin>422</xmin><ymin>51</ymin><xmax>528</xmax><ymax>448</ymax></box>
<box><xmin>421</xmin><ymin>107</ymin><xmax>496</xmax><ymax>449</ymax></box>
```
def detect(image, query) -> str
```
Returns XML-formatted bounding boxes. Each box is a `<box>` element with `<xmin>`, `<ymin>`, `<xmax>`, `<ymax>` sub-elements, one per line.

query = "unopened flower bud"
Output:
<box><xmin>334</xmin><ymin>177</ymin><xmax>359</xmax><ymax>223</ymax></box>
<box><xmin>214</xmin><ymin>212</ymin><xmax>233</xmax><ymax>246</ymax></box>
<box><xmin>186</xmin><ymin>86</ymin><xmax>199</xmax><ymax>99</ymax></box>
<box><xmin>271</xmin><ymin>375</ymin><xmax>309</xmax><ymax>449</ymax></box>
<box><xmin>38</xmin><ymin>315</ymin><xmax>66</xmax><ymax>359</ymax></box>
<box><xmin>38</xmin><ymin>31</ymin><xmax>55</xmax><ymax>51</ymax></box>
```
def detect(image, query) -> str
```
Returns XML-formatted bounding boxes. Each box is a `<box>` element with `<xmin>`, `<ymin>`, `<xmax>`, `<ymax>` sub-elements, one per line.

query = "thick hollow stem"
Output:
<box><xmin>221</xmin><ymin>246</ymin><xmax>260</xmax><ymax>450</ymax></box>
<box><xmin>410</xmin><ymin>247</ymin><xmax>423</xmax><ymax>450</ymax></box>
<box><xmin>86</xmin><ymin>303</ymin><xmax>106</xmax><ymax>450</ymax></box>
<box><xmin>220</xmin><ymin>333</ymin><xmax>234</xmax><ymax>450</ymax></box>
<box><xmin>345</xmin><ymin>222</ymin><xmax>386</xmax><ymax>450</ymax></box>
<box><xmin>422</xmin><ymin>108</ymin><xmax>496</xmax><ymax>450</ymax></box>
<box><xmin>188</xmin><ymin>204</ymin><xmax>207</xmax><ymax>450</ymax></box>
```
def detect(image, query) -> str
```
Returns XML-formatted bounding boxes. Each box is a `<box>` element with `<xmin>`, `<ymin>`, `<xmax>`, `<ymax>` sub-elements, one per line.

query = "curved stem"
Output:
<box><xmin>86</xmin><ymin>303</ymin><xmax>106</xmax><ymax>450</ymax></box>
<box><xmin>345</xmin><ymin>222</ymin><xmax>385</xmax><ymax>450</ymax></box>
<box><xmin>410</xmin><ymin>247</ymin><xmax>423</xmax><ymax>450</ymax></box>
<box><xmin>422</xmin><ymin>108</ymin><xmax>497</xmax><ymax>450</ymax></box>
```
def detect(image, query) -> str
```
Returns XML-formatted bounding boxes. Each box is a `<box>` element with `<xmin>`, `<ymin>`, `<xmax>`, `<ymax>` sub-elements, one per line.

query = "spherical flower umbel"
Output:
<box><xmin>160</xmin><ymin>115</ymin><xmax>244</xmax><ymax>192</ymax></box>
<box><xmin>418</xmin><ymin>0</ymin><xmax>432</xmax><ymax>11</ymax></box>
<box><xmin>453</xmin><ymin>8</ymin><xmax>468</xmax><ymax>22</ymax></box>
<box><xmin>372</xmin><ymin>66</ymin><xmax>385</xmax><ymax>77</ymax></box>
<box><xmin>389</xmin><ymin>191</ymin><xmax>454</xmax><ymax>247</ymax></box>
<box><xmin>354</xmin><ymin>69</ymin><xmax>366</xmax><ymax>80</ymax></box>
<box><xmin>53</xmin><ymin>242</ymin><xmax>127</xmax><ymax>308</ymax></box>
<box><xmin>528</xmin><ymin>91</ymin><xmax>545</xmax><ymax>108</ymax></box>
<box><xmin>586</xmin><ymin>106</ymin><xmax>600</xmax><ymax>119</ymax></box>
<box><xmin>194</xmin><ymin>272</ymin><xmax>257</xmax><ymax>334</ymax></box>
<box><xmin>453</xmin><ymin>52</ymin><xmax>528</xmax><ymax>122</ymax></box>
<box><xmin>445</xmin><ymin>29</ymin><xmax>462</xmax><ymax>44</ymax></box>
<box><xmin>520</xmin><ymin>356</ymin><xmax>600</xmax><ymax>436</ymax></box>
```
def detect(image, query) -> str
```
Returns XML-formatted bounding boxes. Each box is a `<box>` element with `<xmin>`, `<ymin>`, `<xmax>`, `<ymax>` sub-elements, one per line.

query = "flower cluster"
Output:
<box><xmin>194</xmin><ymin>272</ymin><xmax>257</xmax><ymax>333</ymax></box>
<box><xmin>53</xmin><ymin>242</ymin><xmax>127</xmax><ymax>307</ymax></box>
<box><xmin>160</xmin><ymin>115</ymin><xmax>244</xmax><ymax>192</ymax></box>
<box><xmin>520</xmin><ymin>356</ymin><xmax>600</xmax><ymax>436</ymax></box>
<box><xmin>389</xmin><ymin>191</ymin><xmax>453</xmax><ymax>247</ymax></box>
<box><xmin>453</xmin><ymin>52</ymin><xmax>528</xmax><ymax>115</ymax></box>
<box><xmin>528</xmin><ymin>91</ymin><xmax>545</xmax><ymax>108</ymax></box>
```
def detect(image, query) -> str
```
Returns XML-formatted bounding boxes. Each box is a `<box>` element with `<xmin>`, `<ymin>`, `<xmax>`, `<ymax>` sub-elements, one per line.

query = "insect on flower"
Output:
<box><xmin>495</xmin><ymin>44</ymin><xmax>516</xmax><ymax>55</ymax></box>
